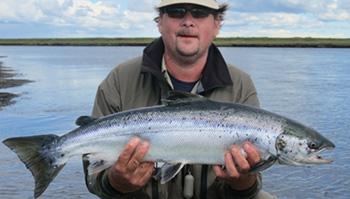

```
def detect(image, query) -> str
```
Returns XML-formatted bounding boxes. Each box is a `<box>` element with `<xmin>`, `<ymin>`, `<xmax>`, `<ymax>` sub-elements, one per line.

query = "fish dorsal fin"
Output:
<box><xmin>76</xmin><ymin>116</ymin><xmax>97</xmax><ymax>126</ymax></box>
<box><xmin>162</xmin><ymin>91</ymin><xmax>206</xmax><ymax>105</ymax></box>
<box><xmin>154</xmin><ymin>162</ymin><xmax>185</xmax><ymax>184</ymax></box>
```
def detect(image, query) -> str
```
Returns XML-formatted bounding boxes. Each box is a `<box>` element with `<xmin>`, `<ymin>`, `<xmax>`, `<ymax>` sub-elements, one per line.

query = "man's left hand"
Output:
<box><xmin>213</xmin><ymin>142</ymin><xmax>261</xmax><ymax>190</ymax></box>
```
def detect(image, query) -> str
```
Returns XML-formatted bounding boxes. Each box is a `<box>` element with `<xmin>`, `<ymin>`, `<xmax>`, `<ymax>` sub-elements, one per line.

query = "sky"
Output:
<box><xmin>0</xmin><ymin>0</ymin><xmax>349</xmax><ymax>38</ymax></box>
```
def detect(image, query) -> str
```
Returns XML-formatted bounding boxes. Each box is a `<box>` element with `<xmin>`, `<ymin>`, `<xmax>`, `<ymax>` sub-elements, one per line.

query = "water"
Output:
<box><xmin>0</xmin><ymin>46</ymin><xmax>349</xmax><ymax>199</ymax></box>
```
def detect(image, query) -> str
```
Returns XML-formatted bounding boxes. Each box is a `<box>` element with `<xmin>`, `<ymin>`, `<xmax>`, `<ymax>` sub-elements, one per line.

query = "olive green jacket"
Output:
<box><xmin>84</xmin><ymin>38</ymin><xmax>261</xmax><ymax>199</ymax></box>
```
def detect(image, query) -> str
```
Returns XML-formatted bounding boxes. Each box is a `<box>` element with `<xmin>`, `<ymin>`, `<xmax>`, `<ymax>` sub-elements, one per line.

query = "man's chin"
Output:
<box><xmin>175</xmin><ymin>45</ymin><xmax>200</xmax><ymax>57</ymax></box>
<box><xmin>176</xmin><ymin>49</ymin><xmax>200</xmax><ymax>58</ymax></box>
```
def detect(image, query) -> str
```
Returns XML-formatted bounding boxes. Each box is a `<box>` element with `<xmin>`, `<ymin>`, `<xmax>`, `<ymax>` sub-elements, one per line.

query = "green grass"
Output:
<box><xmin>0</xmin><ymin>37</ymin><xmax>349</xmax><ymax>48</ymax></box>
<box><xmin>0</xmin><ymin>38</ymin><xmax>154</xmax><ymax>46</ymax></box>
<box><xmin>214</xmin><ymin>37</ymin><xmax>350</xmax><ymax>47</ymax></box>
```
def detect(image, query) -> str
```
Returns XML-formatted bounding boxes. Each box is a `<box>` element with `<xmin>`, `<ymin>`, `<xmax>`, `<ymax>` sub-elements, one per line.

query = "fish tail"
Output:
<box><xmin>3</xmin><ymin>134</ymin><xmax>65</xmax><ymax>198</ymax></box>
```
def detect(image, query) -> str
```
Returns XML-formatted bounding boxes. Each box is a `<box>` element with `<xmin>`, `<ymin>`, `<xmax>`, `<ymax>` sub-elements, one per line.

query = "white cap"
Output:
<box><xmin>157</xmin><ymin>0</ymin><xmax>220</xmax><ymax>10</ymax></box>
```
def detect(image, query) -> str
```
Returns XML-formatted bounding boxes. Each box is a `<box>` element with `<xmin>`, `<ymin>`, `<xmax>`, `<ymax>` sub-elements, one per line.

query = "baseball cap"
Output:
<box><xmin>157</xmin><ymin>0</ymin><xmax>220</xmax><ymax>10</ymax></box>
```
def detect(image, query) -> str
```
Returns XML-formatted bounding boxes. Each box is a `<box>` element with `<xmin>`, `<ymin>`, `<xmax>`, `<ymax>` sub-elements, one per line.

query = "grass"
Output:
<box><xmin>214</xmin><ymin>37</ymin><xmax>350</xmax><ymax>48</ymax></box>
<box><xmin>0</xmin><ymin>37</ymin><xmax>349</xmax><ymax>48</ymax></box>
<box><xmin>0</xmin><ymin>38</ymin><xmax>153</xmax><ymax>46</ymax></box>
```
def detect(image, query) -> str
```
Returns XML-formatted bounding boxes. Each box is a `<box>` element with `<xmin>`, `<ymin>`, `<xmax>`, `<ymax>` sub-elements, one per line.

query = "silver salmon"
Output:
<box><xmin>3</xmin><ymin>92</ymin><xmax>335</xmax><ymax>198</ymax></box>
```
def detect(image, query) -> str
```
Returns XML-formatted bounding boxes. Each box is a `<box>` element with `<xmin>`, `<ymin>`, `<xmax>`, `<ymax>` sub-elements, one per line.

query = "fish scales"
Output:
<box><xmin>2</xmin><ymin>92</ymin><xmax>335</xmax><ymax>198</ymax></box>
<box><xmin>58</xmin><ymin>100</ymin><xmax>280</xmax><ymax>165</ymax></box>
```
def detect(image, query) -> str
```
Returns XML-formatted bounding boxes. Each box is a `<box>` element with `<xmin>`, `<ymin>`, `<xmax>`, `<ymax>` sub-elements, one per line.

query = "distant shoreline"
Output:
<box><xmin>0</xmin><ymin>61</ymin><xmax>33</xmax><ymax>110</ymax></box>
<box><xmin>0</xmin><ymin>37</ymin><xmax>350</xmax><ymax>48</ymax></box>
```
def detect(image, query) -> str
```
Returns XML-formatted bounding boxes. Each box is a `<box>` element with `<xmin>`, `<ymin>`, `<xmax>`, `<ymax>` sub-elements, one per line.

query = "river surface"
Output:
<box><xmin>0</xmin><ymin>46</ymin><xmax>349</xmax><ymax>199</ymax></box>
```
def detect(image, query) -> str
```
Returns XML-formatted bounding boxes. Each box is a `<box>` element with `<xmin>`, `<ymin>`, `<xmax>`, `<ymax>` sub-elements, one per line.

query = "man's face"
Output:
<box><xmin>158</xmin><ymin>4</ymin><xmax>221</xmax><ymax>61</ymax></box>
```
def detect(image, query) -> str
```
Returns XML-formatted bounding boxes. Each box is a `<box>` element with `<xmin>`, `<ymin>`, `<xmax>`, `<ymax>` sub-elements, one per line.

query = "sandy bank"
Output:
<box><xmin>0</xmin><ymin>61</ymin><xmax>33</xmax><ymax>110</ymax></box>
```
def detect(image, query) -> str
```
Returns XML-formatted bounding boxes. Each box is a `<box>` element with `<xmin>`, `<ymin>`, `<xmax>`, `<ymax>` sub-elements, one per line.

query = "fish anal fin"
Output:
<box><xmin>76</xmin><ymin>116</ymin><xmax>97</xmax><ymax>126</ymax></box>
<box><xmin>155</xmin><ymin>162</ymin><xmax>185</xmax><ymax>184</ymax></box>
<box><xmin>250</xmin><ymin>155</ymin><xmax>277</xmax><ymax>173</ymax></box>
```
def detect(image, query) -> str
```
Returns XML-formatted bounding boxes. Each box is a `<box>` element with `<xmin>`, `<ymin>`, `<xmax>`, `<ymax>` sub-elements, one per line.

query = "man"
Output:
<box><xmin>84</xmin><ymin>0</ymin><xmax>276</xmax><ymax>198</ymax></box>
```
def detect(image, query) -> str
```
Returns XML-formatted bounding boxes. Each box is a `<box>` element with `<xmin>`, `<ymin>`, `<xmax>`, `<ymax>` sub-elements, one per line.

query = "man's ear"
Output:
<box><xmin>156</xmin><ymin>15</ymin><xmax>163</xmax><ymax>34</ymax></box>
<box><xmin>213</xmin><ymin>19</ymin><xmax>221</xmax><ymax>37</ymax></box>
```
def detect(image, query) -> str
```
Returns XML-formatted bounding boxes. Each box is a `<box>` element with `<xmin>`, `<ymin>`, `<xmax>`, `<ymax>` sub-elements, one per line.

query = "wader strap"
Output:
<box><xmin>182</xmin><ymin>165</ymin><xmax>189</xmax><ymax>188</ymax></box>
<box><xmin>152</xmin><ymin>177</ymin><xmax>159</xmax><ymax>199</ymax></box>
<box><xmin>200</xmin><ymin>165</ymin><xmax>208</xmax><ymax>199</ymax></box>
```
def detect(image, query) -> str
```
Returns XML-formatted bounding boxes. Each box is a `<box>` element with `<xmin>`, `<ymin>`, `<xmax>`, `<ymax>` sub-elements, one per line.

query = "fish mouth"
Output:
<box><xmin>304</xmin><ymin>146</ymin><xmax>335</xmax><ymax>164</ymax></box>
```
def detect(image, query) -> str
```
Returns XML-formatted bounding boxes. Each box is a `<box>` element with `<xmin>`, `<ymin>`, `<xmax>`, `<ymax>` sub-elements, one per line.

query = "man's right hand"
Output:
<box><xmin>107</xmin><ymin>137</ymin><xmax>155</xmax><ymax>193</ymax></box>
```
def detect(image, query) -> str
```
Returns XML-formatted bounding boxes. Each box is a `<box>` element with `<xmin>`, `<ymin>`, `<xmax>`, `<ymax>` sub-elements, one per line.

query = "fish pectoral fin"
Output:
<box><xmin>75</xmin><ymin>116</ymin><xmax>97</xmax><ymax>126</ymax></box>
<box><xmin>155</xmin><ymin>162</ymin><xmax>185</xmax><ymax>184</ymax></box>
<box><xmin>250</xmin><ymin>155</ymin><xmax>277</xmax><ymax>172</ymax></box>
<box><xmin>84</xmin><ymin>153</ymin><xmax>114</xmax><ymax>175</ymax></box>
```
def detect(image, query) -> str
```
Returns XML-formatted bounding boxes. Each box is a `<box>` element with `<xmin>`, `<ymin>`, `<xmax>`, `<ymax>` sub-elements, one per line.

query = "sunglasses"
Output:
<box><xmin>162</xmin><ymin>6</ymin><xmax>216</xmax><ymax>19</ymax></box>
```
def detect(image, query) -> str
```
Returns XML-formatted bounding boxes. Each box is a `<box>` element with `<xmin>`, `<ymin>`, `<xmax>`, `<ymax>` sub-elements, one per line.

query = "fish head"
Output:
<box><xmin>275</xmin><ymin>120</ymin><xmax>335</xmax><ymax>165</ymax></box>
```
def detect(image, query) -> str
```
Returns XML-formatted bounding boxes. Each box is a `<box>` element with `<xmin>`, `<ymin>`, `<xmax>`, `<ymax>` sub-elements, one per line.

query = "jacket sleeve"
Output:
<box><xmin>208</xmin><ymin>173</ymin><xmax>262</xmax><ymax>199</ymax></box>
<box><xmin>240</xmin><ymin>74</ymin><xmax>260</xmax><ymax>108</ymax></box>
<box><xmin>91</xmin><ymin>69</ymin><xmax>122</xmax><ymax>117</ymax></box>
<box><xmin>83</xmin><ymin>158</ymin><xmax>149</xmax><ymax>199</ymax></box>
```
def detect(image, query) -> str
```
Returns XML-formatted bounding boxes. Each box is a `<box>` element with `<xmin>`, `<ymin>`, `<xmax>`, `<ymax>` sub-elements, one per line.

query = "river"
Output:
<box><xmin>0</xmin><ymin>46</ymin><xmax>349</xmax><ymax>199</ymax></box>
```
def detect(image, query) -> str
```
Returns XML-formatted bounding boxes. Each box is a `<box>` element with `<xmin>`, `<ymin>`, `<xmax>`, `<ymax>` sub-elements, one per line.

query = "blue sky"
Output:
<box><xmin>0</xmin><ymin>0</ymin><xmax>349</xmax><ymax>38</ymax></box>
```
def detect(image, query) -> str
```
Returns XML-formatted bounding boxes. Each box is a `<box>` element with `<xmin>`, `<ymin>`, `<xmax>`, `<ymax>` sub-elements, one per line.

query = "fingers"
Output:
<box><xmin>126</xmin><ymin>140</ymin><xmax>150</xmax><ymax>172</ymax></box>
<box><xmin>213</xmin><ymin>165</ymin><xmax>226</xmax><ymax>178</ymax></box>
<box><xmin>214</xmin><ymin>142</ymin><xmax>261</xmax><ymax>179</ymax></box>
<box><xmin>231</xmin><ymin>142</ymin><xmax>261</xmax><ymax>173</ymax></box>
<box><xmin>224</xmin><ymin>151</ymin><xmax>240</xmax><ymax>178</ymax></box>
<box><xmin>108</xmin><ymin>137</ymin><xmax>154</xmax><ymax>193</ymax></box>
<box><xmin>231</xmin><ymin>145</ymin><xmax>251</xmax><ymax>173</ymax></box>
<box><xmin>213</xmin><ymin>142</ymin><xmax>260</xmax><ymax>191</ymax></box>
<box><xmin>243</xmin><ymin>142</ymin><xmax>261</xmax><ymax>165</ymax></box>
<box><xmin>134</xmin><ymin>162</ymin><xmax>155</xmax><ymax>185</ymax></box>
<box><xmin>117</xmin><ymin>137</ymin><xmax>141</xmax><ymax>168</ymax></box>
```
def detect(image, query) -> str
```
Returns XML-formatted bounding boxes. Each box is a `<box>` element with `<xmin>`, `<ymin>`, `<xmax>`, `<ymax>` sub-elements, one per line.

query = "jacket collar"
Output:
<box><xmin>141</xmin><ymin>38</ymin><xmax>233</xmax><ymax>93</ymax></box>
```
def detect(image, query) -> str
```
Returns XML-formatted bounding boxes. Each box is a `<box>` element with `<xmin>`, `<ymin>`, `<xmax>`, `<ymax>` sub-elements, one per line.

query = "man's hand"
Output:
<box><xmin>107</xmin><ymin>137</ymin><xmax>155</xmax><ymax>193</ymax></box>
<box><xmin>213</xmin><ymin>142</ymin><xmax>261</xmax><ymax>190</ymax></box>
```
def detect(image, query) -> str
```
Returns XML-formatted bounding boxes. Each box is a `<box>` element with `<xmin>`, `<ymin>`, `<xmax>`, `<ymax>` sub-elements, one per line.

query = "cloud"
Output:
<box><xmin>62</xmin><ymin>0</ymin><xmax>122</xmax><ymax>28</ymax></box>
<box><xmin>0</xmin><ymin>0</ymin><xmax>349</xmax><ymax>38</ymax></box>
<box><xmin>226</xmin><ymin>0</ymin><xmax>350</xmax><ymax>21</ymax></box>
<box><xmin>218</xmin><ymin>0</ymin><xmax>350</xmax><ymax>37</ymax></box>
<box><xmin>0</xmin><ymin>0</ymin><xmax>157</xmax><ymax>32</ymax></box>
<box><xmin>125</xmin><ymin>0</ymin><xmax>159</xmax><ymax>12</ymax></box>
<box><xmin>225</xmin><ymin>12</ymin><xmax>309</xmax><ymax>28</ymax></box>
<box><xmin>0</xmin><ymin>0</ymin><xmax>45</xmax><ymax>22</ymax></box>
<box><xmin>317</xmin><ymin>0</ymin><xmax>350</xmax><ymax>21</ymax></box>
<box><xmin>228</xmin><ymin>0</ymin><xmax>306</xmax><ymax>13</ymax></box>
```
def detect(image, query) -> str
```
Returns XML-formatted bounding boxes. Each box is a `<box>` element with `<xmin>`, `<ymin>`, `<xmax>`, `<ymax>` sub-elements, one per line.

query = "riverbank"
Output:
<box><xmin>0</xmin><ymin>61</ymin><xmax>33</xmax><ymax>110</ymax></box>
<box><xmin>0</xmin><ymin>37</ymin><xmax>350</xmax><ymax>48</ymax></box>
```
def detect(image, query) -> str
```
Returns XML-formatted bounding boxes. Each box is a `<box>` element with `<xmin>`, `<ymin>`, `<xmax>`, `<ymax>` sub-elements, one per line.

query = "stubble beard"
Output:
<box><xmin>175</xmin><ymin>43</ymin><xmax>202</xmax><ymax>64</ymax></box>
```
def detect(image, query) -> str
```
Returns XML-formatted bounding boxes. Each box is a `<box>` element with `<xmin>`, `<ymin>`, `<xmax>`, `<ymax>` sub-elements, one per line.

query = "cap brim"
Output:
<box><xmin>157</xmin><ymin>0</ymin><xmax>220</xmax><ymax>10</ymax></box>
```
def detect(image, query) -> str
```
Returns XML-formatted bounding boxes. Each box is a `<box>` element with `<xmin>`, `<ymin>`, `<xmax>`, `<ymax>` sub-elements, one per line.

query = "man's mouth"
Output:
<box><xmin>178</xmin><ymin>34</ymin><xmax>197</xmax><ymax>38</ymax></box>
<box><xmin>177</xmin><ymin>30</ymin><xmax>198</xmax><ymax>38</ymax></box>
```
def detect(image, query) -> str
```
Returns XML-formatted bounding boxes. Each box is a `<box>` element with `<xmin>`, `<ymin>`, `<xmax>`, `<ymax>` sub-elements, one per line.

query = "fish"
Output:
<box><xmin>3</xmin><ymin>92</ymin><xmax>335</xmax><ymax>198</ymax></box>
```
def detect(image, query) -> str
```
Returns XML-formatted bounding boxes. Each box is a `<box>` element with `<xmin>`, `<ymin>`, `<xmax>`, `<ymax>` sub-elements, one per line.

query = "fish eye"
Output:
<box><xmin>307</xmin><ymin>141</ymin><xmax>319</xmax><ymax>149</ymax></box>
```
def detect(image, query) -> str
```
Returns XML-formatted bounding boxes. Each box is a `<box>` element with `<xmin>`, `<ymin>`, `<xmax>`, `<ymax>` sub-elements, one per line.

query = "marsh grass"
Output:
<box><xmin>0</xmin><ymin>37</ymin><xmax>349</xmax><ymax>47</ymax></box>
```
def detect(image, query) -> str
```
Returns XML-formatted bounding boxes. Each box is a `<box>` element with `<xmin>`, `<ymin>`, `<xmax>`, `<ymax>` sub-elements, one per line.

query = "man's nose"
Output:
<box><xmin>181</xmin><ymin>12</ymin><xmax>195</xmax><ymax>27</ymax></box>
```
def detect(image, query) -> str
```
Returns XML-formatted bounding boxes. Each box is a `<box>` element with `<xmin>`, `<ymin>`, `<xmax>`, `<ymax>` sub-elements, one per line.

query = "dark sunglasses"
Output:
<box><xmin>162</xmin><ymin>6</ymin><xmax>216</xmax><ymax>19</ymax></box>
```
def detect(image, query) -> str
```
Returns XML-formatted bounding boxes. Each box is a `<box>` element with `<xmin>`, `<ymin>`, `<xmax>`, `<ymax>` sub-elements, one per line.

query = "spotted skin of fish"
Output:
<box><xmin>2</xmin><ymin>92</ymin><xmax>335</xmax><ymax>198</ymax></box>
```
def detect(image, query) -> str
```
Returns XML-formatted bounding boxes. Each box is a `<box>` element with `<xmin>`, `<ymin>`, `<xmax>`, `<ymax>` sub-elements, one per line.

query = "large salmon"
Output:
<box><xmin>3</xmin><ymin>92</ymin><xmax>335</xmax><ymax>198</ymax></box>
